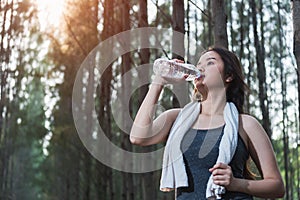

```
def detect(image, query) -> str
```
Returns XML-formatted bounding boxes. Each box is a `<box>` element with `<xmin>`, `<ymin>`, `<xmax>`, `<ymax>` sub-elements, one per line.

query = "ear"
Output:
<box><xmin>225</xmin><ymin>75</ymin><xmax>233</xmax><ymax>83</ymax></box>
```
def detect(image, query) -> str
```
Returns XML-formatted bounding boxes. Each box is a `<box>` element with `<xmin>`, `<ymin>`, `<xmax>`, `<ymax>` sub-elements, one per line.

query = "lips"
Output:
<box><xmin>195</xmin><ymin>74</ymin><xmax>205</xmax><ymax>81</ymax></box>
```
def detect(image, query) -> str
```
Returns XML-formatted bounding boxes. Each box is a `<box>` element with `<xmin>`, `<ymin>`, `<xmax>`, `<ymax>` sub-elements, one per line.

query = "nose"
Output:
<box><xmin>198</xmin><ymin>66</ymin><xmax>205</xmax><ymax>73</ymax></box>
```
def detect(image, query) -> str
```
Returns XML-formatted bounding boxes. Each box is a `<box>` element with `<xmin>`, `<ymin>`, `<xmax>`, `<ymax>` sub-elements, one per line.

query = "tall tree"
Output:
<box><xmin>118</xmin><ymin>0</ymin><xmax>134</xmax><ymax>199</ymax></box>
<box><xmin>211</xmin><ymin>0</ymin><xmax>228</xmax><ymax>48</ymax></box>
<box><xmin>136</xmin><ymin>1</ymin><xmax>158</xmax><ymax>200</ymax></box>
<box><xmin>293</xmin><ymin>0</ymin><xmax>300</xmax><ymax>129</ymax></box>
<box><xmin>138</xmin><ymin>0</ymin><xmax>150</xmax><ymax>106</ymax></box>
<box><xmin>0</xmin><ymin>0</ymin><xmax>47</xmax><ymax>198</ymax></box>
<box><xmin>276</xmin><ymin>1</ymin><xmax>290</xmax><ymax>198</ymax></box>
<box><xmin>98</xmin><ymin>0</ymin><xmax>116</xmax><ymax>199</ymax></box>
<box><xmin>45</xmin><ymin>0</ymin><xmax>99</xmax><ymax>199</ymax></box>
<box><xmin>292</xmin><ymin>0</ymin><xmax>300</xmax><ymax>199</ymax></box>
<box><xmin>250</xmin><ymin>0</ymin><xmax>272</xmax><ymax>137</ymax></box>
<box><xmin>172</xmin><ymin>0</ymin><xmax>189</xmax><ymax>107</ymax></box>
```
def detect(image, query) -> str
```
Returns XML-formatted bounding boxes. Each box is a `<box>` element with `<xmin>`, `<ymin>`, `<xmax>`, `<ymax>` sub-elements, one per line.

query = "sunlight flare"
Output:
<box><xmin>34</xmin><ymin>0</ymin><xmax>66</xmax><ymax>29</ymax></box>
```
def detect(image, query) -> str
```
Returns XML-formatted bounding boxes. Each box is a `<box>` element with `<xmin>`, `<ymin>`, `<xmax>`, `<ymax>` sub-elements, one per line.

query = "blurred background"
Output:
<box><xmin>0</xmin><ymin>0</ymin><xmax>299</xmax><ymax>199</ymax></box>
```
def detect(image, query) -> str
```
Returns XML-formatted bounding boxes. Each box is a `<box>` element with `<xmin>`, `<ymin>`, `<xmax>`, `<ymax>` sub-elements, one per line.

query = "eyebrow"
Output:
<box><xmin>197</xmin><ymin>57</ymin><xmax>216</xmax><ymax>65</ymax></box>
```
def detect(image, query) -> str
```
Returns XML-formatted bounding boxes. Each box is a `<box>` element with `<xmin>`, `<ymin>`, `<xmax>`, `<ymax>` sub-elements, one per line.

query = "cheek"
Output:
<box><xmin>213</xmin><ymin>65</ymin><xmax>226</xmax><ymax>82</ymax></box>
<box><xmin>206</xmin><ymin>67</ymin><xmax>224</xmax><ymax>81</ymax></box>
<box><xmin>203</xmin><ymin>71</ymin><xmax>226</xmax><ymax>88</ymax></box>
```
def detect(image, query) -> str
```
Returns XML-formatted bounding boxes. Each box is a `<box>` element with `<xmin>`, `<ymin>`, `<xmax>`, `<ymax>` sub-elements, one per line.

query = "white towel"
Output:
<box><xmin>160</xmin><ymin>101</ymin><xmax>239</xmax><ymax>199</ymax></box>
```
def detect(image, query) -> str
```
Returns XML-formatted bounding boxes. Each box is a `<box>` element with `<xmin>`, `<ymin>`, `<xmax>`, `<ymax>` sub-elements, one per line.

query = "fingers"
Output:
<box><xmin>172</xmin><ymin>58</ymin><xmax>184</xmax><ymax>63</ymax></box>
<box><xmin>183</xmin><ymin>74</ymin><xmax>189</xmax><ymax>79</ymax></box>
<box><xmin>153</xmin><ymin>59</ymin><xmax>190</xmax><ymax>83</ymax></box>
<box><xmin>209</xmin><ymin>162</ymin><xmax>229</xmax><ymax>172</ymax></box>
<box><xmin>209</xmin><ymin>163</ymin><xmax>233</xmax><ymax>187</ymax></box>
<box><xmin>212</xmin><ymin>178</ymin><xmax>230</xmax><ymax>186</ymax></box>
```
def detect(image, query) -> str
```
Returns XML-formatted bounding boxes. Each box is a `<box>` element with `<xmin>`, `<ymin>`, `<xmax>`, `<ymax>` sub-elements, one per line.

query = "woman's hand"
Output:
<box><xmin>209</xmin><ymin>162</ymin><xmax>236</xmax><ymax>191</ymax></box>
<box><xmin>152</xmin><ymin>58</ymin><xmax>188</xmax><ymax>85</ymax></box>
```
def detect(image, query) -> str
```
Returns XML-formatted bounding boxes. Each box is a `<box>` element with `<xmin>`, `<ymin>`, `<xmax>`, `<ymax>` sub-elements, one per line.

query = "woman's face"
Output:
<box><xmin>194</xmin><ymin>51</ymin><xmax>226</xmax><ymax>91</ymax></box>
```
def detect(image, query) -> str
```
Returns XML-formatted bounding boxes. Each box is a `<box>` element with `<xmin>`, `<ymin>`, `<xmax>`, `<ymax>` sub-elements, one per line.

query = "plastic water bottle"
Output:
<box><xmin>153</xmin><ymin>58</ymin><xmax>201</xmax><ymax>81</ymax></box>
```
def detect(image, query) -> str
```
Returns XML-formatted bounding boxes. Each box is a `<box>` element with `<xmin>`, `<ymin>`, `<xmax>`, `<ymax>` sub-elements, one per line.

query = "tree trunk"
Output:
<box><xmin>172</xmin><ymin>0</ymin><xmax>189</xmax><ymax>108</ymax></box>
<box><xmin>138</xmin><ymin>0</ymin><xmax>150</xmax><ymax>107</ymax></box>
<box><xmin>245</xmin><ymin>9</ymin><xmax>252</xmax><ymax>114</ymax></box>
<box><xmin>186</xmin><ymin>0</ymin><xmax>191</xmax><ymax>61</ymax></box>
<box><xmin>137</xmin><ymin>1</ymin><xmax>157</xmax><ymax>200</ymax></box>
<box><xmin>83</xmin><ymin>152</ymin><xmax>91</xmax><ymax>200</ymax></box>
<box><xmin>0</xmin><ymin>1</ymin><xmax>11</xmax><ymax>195</ymax></box>
<box><xmin>250</xmin><ymin>0</ymin><xmax>272</xmax><ymax>137</ymax></box>
<box><xmin>277</xmin><ymin>1</ymin><xmax>290</xmax><ymax>198</ymax></box>
<box><xmin>228</xmin><ymin>0</ymin><xmax>234</xmax><ymax>49</ymax></box>
<box><xmin>99</xmin><ymin>0</ymin><xmax>115</xmax><ymax>198</ymax></box>
<box><xmin>207</xmin><ymin>0</ymin><xmax>213</xmax><ymax>47</ymax></box>
<box><xmin>211</xmin><ymin>0</ymin><xmax>228</xmax><ymax>48</ymax></box>
<box><xmin>120</xmin><ymin>1</ymin><xmax>133</xmax><ymax>199</ymax></box>
<box><xmin>238</xmin><ymin>0</ymin><xmax>245</xmax><ymax>60</ymax></box>
<box><xmin>292</xmin><ymin>0</ymin><xmax>300</xmax><ymax>199</ymax></box>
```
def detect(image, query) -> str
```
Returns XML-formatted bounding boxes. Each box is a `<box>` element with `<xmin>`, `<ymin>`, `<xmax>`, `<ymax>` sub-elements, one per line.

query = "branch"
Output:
<box><xmin>149</xmin><ymin>0</ymin><xmax>173</xmax><ymax>24</ymax></box>
<box><xmin>188</xmin><ymin>0</ymin><xmax>211</xmax><ymax>20</ymax></box>
<box><xmin>62</xmin><ymin>12</ymin><xmax>88</xmax><ymax>56</ymax></box>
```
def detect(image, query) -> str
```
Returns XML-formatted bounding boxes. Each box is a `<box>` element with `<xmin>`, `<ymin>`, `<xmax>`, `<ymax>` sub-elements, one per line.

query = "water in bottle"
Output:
<box><xmin>153</xmin><ymin>58</ymin><xmax>201</xmax><ymax>81</ymax></box>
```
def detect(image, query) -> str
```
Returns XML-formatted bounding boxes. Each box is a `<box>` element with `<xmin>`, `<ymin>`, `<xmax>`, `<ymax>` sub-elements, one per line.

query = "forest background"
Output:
<box><xmin>1</xmin><ymin>0</ymin><xmax>300</xmax><ymax>199</ymax></box>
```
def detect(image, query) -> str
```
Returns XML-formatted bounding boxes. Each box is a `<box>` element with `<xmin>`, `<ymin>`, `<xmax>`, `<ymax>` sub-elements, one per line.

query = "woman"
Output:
<box><xmin>130</xmin><ymin>47</ymin><xmax>285</xmax><ymax>199</ymax></box>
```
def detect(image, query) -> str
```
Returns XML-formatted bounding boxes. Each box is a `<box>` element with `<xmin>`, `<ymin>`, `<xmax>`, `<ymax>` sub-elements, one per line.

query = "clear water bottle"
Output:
<box><xmin>153</xmin><ymin>58</ymin><xmax>201</xmax><ymax>81</ymax></box>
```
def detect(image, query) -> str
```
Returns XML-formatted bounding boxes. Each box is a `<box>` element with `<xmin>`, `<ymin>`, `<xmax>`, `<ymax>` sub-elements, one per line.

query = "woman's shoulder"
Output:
<box><xmin>239</xmin><ymin>114</ymin><xmax>261</xmax><ymax>128</ymax></box>
<box><xmin>239</xmin><ymin>114</ymin><xmax>266</xmax><ymax>134</ymax></box>
<box><xmin>239</xmin><ymin>114</ymin><xmax>269</xmax><ymax>141</ymax></box>
<box><xmin>238</xmin><ymin>114</ymin><xmax>266</xmax><ymax>147</ymax></box>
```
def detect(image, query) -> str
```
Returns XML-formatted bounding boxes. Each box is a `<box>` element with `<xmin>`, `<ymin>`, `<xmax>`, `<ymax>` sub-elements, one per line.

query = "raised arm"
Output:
<box><xmin>130</xmin><ymin>75</ymin><xmax>180</xmax><ymax>146</ymax></box>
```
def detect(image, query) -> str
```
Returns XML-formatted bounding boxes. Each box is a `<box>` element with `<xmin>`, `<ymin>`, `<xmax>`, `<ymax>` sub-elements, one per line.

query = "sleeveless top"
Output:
<box><xmin>176</xmin><ymin>126</ymin><xmax>253</xmax><ymax>200</ymax></box>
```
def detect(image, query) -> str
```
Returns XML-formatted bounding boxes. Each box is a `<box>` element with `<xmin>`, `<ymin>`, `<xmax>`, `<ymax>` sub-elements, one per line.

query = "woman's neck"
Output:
<box><xmin>200</xmin><ymin>90</ymin><xmax>227</xmax><ymax>116</ymax></box>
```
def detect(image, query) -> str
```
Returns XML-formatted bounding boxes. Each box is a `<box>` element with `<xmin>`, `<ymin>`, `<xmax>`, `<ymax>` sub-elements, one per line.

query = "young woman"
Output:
<box><xmin>130</xmin><ymin>47</ymin><xmax>285</xmax><ymax>199</ymax></box>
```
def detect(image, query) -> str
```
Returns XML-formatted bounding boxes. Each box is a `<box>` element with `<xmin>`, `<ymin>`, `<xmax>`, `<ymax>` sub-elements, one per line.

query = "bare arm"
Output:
<box><xmin>130</xmin><ymin>76</ymin><xmax>180</xmax><ymax>146</ymax></box>
<box><xmin>235</xmin><ymin>115</ymin><xmax>285</xmax><ymax>198</ymax></box>
<box><xmin>210</xmin><ymin>114</ymin><xmax>285</xmax><ymax>198</ymax></box>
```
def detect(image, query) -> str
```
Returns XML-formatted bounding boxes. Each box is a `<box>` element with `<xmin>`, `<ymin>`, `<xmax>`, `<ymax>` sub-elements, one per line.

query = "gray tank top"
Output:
<box><xmin>176</xmin><ymin>126</ymin><xmax>253</xmax><ymax>200</ymax></box>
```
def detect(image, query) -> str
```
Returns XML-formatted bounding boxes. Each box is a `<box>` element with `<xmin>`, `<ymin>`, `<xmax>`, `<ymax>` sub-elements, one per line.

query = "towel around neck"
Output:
<box><xmin>159</xmin><ymin>101</ymin><xmax>239</xmax><ymax>199</ymax></box>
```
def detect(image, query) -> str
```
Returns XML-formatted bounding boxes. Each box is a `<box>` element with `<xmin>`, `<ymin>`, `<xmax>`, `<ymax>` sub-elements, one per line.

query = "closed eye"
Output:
<box><xmin>207</xmin><ymin>61</ymin><xmax>214</xmax><ymax>65</ymax></box>
<box><xmin>197</xmin><ymin>57</ymin><xmax>216</xmax><ymax>68</ymax></box>
<box><xmin>206</xmin><ymin>57</ymin><xmax>216</xmax><ymax>66</ymax></box>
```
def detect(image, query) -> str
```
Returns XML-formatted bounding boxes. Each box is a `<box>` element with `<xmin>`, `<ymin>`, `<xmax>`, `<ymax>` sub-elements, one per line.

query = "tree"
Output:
<box><xmin>97</xmin><ymin>0</ymin><xmax>117</xmax><ymax>199</ymax></box>
<box><xmin>113</xmin><ymin>0</ymin><xmax>135</xmax><ymax>200</ymax></box>
<box><xmin>249</xmin><ymin>0</ymin><xmax>272</xmax><ymax>137</ymax></box>
<box><xmin>211</xmin><ymin>0</ymin><xmax>228</xmax><ymax>48</ymax></box>
<box><xmin>1</xmin><ymin>0</ymin><xmax>299</xmax><ymax>199</ymax></box>
<box><xmin>138</xmin><ymin>0</ymin><xmax>150</xmax><ymax>107</ymax></box>
<box><xmin>172</xmin><ymin>0</ymin><xmax>189</xmax><ymax>107</ymax></box>
<box><xmin>45</xmin><ymin>0</ymin><xmax>99</xmax><ymax>199</ymax></box>
<box><xmin>276</xmin><ymin>0</ymin><xmax>290</xmax><ymax>198</ymax></box>
<box><xmin>292</xmin><ymin>0</ymin><xmax>300</xmax><ymax>199</ymax></box>
<box><xmin>136</xmin><ymin>1</ymin><xmax>158</xmax><ymax>200</ymax></box>
<box><xmin>0</xmin><ymin>0</ymin><xmax>47</xmax><ymax>198</ymax></box>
